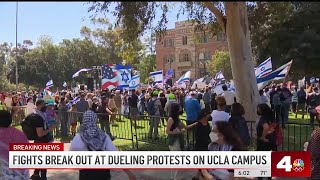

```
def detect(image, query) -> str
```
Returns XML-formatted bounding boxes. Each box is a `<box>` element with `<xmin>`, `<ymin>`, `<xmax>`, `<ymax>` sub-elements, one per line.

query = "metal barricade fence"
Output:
<box><xmin>11</xmin><ymin>109</ymin><xmax>316</xmax><ymax>151</ymax></box>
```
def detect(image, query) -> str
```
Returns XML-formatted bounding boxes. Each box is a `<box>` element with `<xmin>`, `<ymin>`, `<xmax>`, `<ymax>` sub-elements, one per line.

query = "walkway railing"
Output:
<box><xmin>13</xmin><ymin>109</ymin><xmax>316</xmax><ymax>151</ymax></box>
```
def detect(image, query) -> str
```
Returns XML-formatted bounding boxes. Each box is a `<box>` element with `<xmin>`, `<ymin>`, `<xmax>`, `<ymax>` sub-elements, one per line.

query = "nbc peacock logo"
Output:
<box><xmin>292</xmin><ymin>159</ymin><xmax>304</xmax><ymax>172</ymax></box>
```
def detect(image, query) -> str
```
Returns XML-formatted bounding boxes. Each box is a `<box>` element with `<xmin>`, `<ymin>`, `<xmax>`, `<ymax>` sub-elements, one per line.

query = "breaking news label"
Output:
<box><xmin>9</xmin><ymin>143</ymin><xmax>311</xmax><ymax>178</ymax></box>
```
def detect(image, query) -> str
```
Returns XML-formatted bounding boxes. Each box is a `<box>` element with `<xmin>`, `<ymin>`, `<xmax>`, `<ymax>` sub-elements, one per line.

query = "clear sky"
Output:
<box><xmin>0</xmin><ymin>2</ymin><xmax>188</xmax><ymax>46</ymax></box>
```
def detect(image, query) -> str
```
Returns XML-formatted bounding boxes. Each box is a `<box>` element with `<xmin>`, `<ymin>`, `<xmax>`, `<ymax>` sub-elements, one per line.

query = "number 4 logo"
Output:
<box><xmin>277</xmin><ymin>156</ymin><xmax>292</xmax><ymax>172</ymax></box>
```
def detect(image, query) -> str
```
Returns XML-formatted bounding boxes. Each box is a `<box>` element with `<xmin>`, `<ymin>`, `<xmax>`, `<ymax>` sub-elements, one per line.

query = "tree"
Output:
<box><xmin>248</xmin><ymin>2</ymin><xmax>320</xmax><ymax>80</ymax></box>
<box><xmin>89</xmin><ymin>2</ymin><xmax>260</xmax><ymax>123</ymax></box>
<box><xmin>207</xmin><ymin>50</ymin><xmax>232</xmax><ymax>80</ymax></box>
<box><xmin>139</xmin><ymin>54</ymin><xmax>156</xmax><ymax>83</ymax></box>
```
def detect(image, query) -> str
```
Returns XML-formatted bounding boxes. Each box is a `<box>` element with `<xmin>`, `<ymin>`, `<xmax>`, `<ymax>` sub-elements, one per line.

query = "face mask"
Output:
<box><xmin>209</xmin><ymin>132</ymin><xmax>219</xmax><ymax>142</ymax></box>
<box><xmin>40</xmin><ymin>106</ymin><xmax>47</xmax><ymax>112</ymax></box>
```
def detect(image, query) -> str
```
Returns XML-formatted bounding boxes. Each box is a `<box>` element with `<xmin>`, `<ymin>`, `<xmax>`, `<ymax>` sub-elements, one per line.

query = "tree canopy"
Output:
<box><xmin>207</xmin><ymin>50</ymin><xmax>232</xmax><ymax>81</ymax></box>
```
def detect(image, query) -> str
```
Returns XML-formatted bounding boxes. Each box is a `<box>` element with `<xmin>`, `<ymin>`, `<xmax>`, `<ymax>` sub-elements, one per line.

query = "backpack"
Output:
<box><xmin>20</xmin><ymin>113</ymin><xmax>40</xmax><ymax>140</ymax></box>
<box><xmin>147</xmin><ymin>99</ymin><xmax>157</xmax><ymax>115</ymax></box>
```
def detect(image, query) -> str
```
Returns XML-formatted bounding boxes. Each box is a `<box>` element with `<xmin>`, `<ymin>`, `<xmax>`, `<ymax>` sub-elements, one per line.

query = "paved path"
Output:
<box><xmin>29</xmin><ymin>142</ymin><xmax>305</xmax><ymax>180</ymax></box>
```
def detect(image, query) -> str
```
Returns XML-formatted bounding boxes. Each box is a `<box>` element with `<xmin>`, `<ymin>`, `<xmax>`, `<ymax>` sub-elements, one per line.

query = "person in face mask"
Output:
<box><xmin>30</xmin><ymin>100</ymin><xmax>56</xmax><ymax>180</ymax></box>
<box><xmin>200</xmin><ymin>121</ymin><xmax>244</xmax><ymax>180</ymax></box>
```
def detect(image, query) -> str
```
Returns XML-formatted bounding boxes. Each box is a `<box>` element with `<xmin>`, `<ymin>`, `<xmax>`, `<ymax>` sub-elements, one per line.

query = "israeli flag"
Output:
<box><xmin>255</xmin><ymin>57</ymin><xmax>272</xmax><ymax>78</ymax></box>
<box><xmin>46</xmin><ymin>80</ymin><xmax>53</xmax><ymax>88</ymax></box>
<box><xmin>129</xmin><ymin>75</ymin><xmax>140</xmax><ymax>90</ymax></box>
<box><xmin>150</xmin><ymin>70</ymin><xmax>163</xmax><ymax>83</ymax></box>
<box><xmin>257</xmin><ymin>60</ymin><xmax>292</xmax><ymax>90</ymax></box>
<box><xmin>63</xmin><ymin>81</ymin><xmax>67</xmax><ymax>87</ymax></box>
<box><xmin>176</xmin><ymin>70</ymin><xmax>191</xmax><ymax>84</ymax></box>
<box><xmin>214</xmin><ymin>71</ymin><xmax>225</xmax><ymax>80</ymax></box>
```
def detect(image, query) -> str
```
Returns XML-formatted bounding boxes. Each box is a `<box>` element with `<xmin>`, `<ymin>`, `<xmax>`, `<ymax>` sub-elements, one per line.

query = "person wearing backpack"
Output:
<box><xmin>147</xmin><ymin>91</ymin><xmax>162</xmax><ymax>141</ymax></box>
<box><xmin>29</xmin><ymin>100</ymin><xmax>56</xmax><ymax>180</ymax></box>
<box><xmin>70</xmin><ymin>110</ymin><xmax>136</xmax><ymax>180</ymax></box>
<box><xmin>307</xmin><ymin>87</ymin><xmax>320</xmax><ymax>128</ymax></box>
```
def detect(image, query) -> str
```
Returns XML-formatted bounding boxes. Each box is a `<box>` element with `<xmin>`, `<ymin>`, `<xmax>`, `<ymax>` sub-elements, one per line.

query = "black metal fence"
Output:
<box><xmin>12</xmin><ymin>109</ymin><xmax>316</xmax><ymax>151</ymax></box>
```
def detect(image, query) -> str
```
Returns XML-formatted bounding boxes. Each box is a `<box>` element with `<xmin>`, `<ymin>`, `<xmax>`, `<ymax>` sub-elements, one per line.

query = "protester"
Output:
<box><xmin>76</xmin><ymin>93</ymin><xmax>89</xmax><ymax>124</ymax></box>
<box><xmin>296</xmin><ymin>86</ymin><xmax>307</xmax><ymax>119</ymax></box>
<box><xmin>280</xmin><ymin>84</ymin><xmax>292</xmax><ymax>128</ymax></box>
<box><xmin>164</xmin><ymin>93</ymin><xmax>178</xmax><ymax>118</ymax></box>
<box><xmin>307</xmin><ymin>128</ymin><xmax>320</xmax><ymax>179</ymax></box>
<box><xmin>26</xmin><ymin>97</ymin><xmax>36</xmax><ymax>115</ymax></box>
<box><xmin>291</xmin><ymin>86</ymin><xmax>298</xmax><ymax>113</ymax></box>
<box><xmin>45</xmin><ymin>99</ymin><xmax>58</xmax><ymax>139</ymax></box>
<box><xmin>194</xmin><ymin>108</ymin><xmax>211</xmax><ymax>151</ymax></box>
<box><xmin>147</xmin><ymin>91</ymin><xmax>162</xmax><ymax>141</ymax></box>
<box><xmin>166</xmin><ymin>103</ymin><xmax>197</xmax><ymax>180</ymax></box>
<box><xmin>256</xmin><ymin>103</ymin><xmax>277</xmax><ymax>152</ymax></box>
<box><xmin>201</xmin><ymin>121</ymin><xmax>245</xmax><ymax>180</ymax></box>
<box><xmin>69</xmin><ymin>110</ymin><xmax>136</xmax><ymax>180</ymax></box>
<box><xmin>229</xmin><ymin>103</ymin><xmax>251</xmax><ymax>147</ymax></box>
<box><xmin>307</xmin><ymin>87</ymin><xmax>320</xmax><ymax>128</ymax></box>
<box><xmin>210</xmin><ymin>96</ymin><xmax>230</xmax><ymax>126</ymax></box>
<box><xmin>159</xmin><ymin>92</ymin><xmax>167</xmax><ymax>126</ymax></box>
<box><xmin>203</xmin><ymin>88</ymin><xmax>211</xmax><ymax>111</ymax></box>
<box><xmin>0</xmin><ymin>110</ymin><xmax>29</xmax><ymax>180</ymax></box>
<box><xmin>97</xmin><ymin>96</ymin><xmax>113</xmax><ymax>138</ymax></box>
<box><xmin>69</xmin><ymin>104</ymin><xmax>78</xmax><ymax>136</ymax></box>
<box><xmin>58</xmin><ymin>98</ymin><xmax>69</xmax><ymax>137</ymax></box>
<box><xmin>128</xmin><ymin>89</ymin><xmax>139</xmax><ymax>121</ymax></box>
<box><xmin>108</xmin><ymin>93</ymin><xmax>117</xmax><ymax>125</ymax></box>
<box><xmin>30</xmin><ymin>100</ymin><xmax>56</xmax><ymax>180</ymax></box>
<box><xmin>121</xmin><ymin>91</ymin><xmax>129</xmax><ymax>117</ymax></box>
<box><xmin>259</xmin><ymin>89</ymin><xmax>269</xmax><ymax>106</ymax></box>
<box><xmin>222</xmin><ymin>84</ymin><xmax>236</xmax><ymax>113</ymax></box>
<box><xmin>114</xmin><ymin>90</ymin><xmax>122</xmax><ymax>119</ymax></box>
<box><xmin>185</xmin><ymin>91</ymin><xmax>201</xmax><ymax>125</ymax></box>
<box><xmin>272</xmin><ymin>87</ymin><xmax>282</xmax><ymax>124</ymax></box>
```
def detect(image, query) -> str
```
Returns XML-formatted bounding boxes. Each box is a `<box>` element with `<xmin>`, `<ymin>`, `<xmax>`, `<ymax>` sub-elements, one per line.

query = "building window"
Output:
<box><xmin>170</xmin><ymin>55</ymin><xmax>175</xmax><ymax>62</ymax></box>
<box><xmin>181</xmin><ymin>53</ymin><xmax>189</xmax><ymax>62</ymax></box>
<box><xmin>200</xmin><ymin>35</ymin><xmax>208</xmax><ymax>43</ymax></box>
<box><xmin>204</xmin><ymin>51</ymin><xmax>211</xmax><ymax>60</ymax></box>
<box><xmin>182</xmin><ymin>36</ymin><xmax>188</xmax><ymax>45</ymax></box>
<box><xmin>217</xmin><ymin>33</ymin><xmax>226</xmax><ymax>41</ymax></box>
<box><xmin>164</xmin><ymin>39</ymin><xmax>174</xmax><ymax>47</ymax></box>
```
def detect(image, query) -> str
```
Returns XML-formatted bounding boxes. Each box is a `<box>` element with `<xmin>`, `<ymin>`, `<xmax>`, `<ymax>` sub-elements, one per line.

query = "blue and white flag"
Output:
<box><xmin>63</xmin><ymin>81</ymin><xmax>67</xmax><ymax>88</ymax></box>
<box><xmin>66</xmin><ymin>96</ymin><xmax>80</xmax><ymax>108</ymax></box>
<box><xmin>46</xmin><ymin>80</ymin><xmax>53</xmax><ymax>88</ymax></box>
<box><xmin>72</xmin><ymin>68</ymin><xmax>92</xmax><ymax>78</ymax></box>
<box><xmin>210</xmin><ymin>78</ymin><xmax>216</xmax><ymax>87</ymax></box>
<box><xmin>150</xmin><ymin>70</ymin><xmax>163</xmax><ymax>83</ymax></box>
<box><xmin>257</xmin><ymin>60</ymin><xmax>292</xmax><ymax>90</ymax></box>
<box><xmin>129</xmin><ymin>75</ymin><xmax>140</xmax><ymax>90</ymax></box>
<box><xmin>255</xmin><ymin>57</ymin><xmax>272</xmax><ymax>78</ymax></box>
<box><xmin>176</xmin><ymin>70</ymin><xmax>191</xmax><ymax>85</ymax></box>
<box><xmin>192</xmin><ymin>77</ymin><xmax>205</xmax><ymax>87</ymax></box>
<box><xmin>214</xmin><ymin>71</ymin><xmax>225</xmax><ymax>80</ymax></box>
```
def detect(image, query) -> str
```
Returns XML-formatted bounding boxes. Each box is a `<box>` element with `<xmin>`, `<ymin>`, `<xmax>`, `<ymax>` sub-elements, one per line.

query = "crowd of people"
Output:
<box><xmin>0</xmin><ymin>82</ymin><xmax>320</xmax><ymax>179</ymax></box>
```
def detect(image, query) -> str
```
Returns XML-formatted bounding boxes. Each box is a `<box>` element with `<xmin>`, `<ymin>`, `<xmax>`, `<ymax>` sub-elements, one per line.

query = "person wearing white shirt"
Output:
<box><xmin>211</xmin><ymin>96</ymin><xmax>230</xmax><ymax>127</ymax></box>
<box><xmin>26</xmin><ymin>98</ymin><xmax>36</xmax><ymax>115</ymax></box>
<box><xmin>221</xmin><ymin>85</ymin><xmax>236</xmax><ymax>113</ymax></box>
<box><xmin>70</xmin><ymin>110</ymin><xmax>135</xmax><ymax>180</ymax></box>
<box><xmin>4</xmin><ymin>94</ymin><xmax>12</xmax><ymax>111</ymax></box>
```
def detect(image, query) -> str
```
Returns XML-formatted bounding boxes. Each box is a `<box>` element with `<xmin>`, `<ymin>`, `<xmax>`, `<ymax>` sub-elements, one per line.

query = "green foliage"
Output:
<box><xmin>0</xmin><ymin>18</ymin><xmax>145</xmax><ymax>89</ymax></box>
<box><xmin>139</xmin><ymin>54</ymin><xmax>156</xmax><ymax>83</ymax></box>
<box><xmin>207</xmin><ymin>50</ymin><xmax>232</xmax><ymax>80</ymax></box>
<box><xmin>248</xmin><ymin>2</ymin><xmax>320</xmax><ymax>80</ymax></box>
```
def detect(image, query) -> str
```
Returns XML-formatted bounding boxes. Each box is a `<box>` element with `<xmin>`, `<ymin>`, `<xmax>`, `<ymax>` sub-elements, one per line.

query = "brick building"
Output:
<box><xmin>155</xmin><ymin>21</ymin><xmax>228</xmax><ymax>82</ymax></box>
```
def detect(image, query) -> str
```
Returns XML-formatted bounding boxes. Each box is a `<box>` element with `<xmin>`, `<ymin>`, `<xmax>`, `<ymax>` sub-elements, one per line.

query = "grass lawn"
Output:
<box><xmin>13</xmin><ymin>111</ymin><xmax>318</xmax><ymax>151</ymax></box>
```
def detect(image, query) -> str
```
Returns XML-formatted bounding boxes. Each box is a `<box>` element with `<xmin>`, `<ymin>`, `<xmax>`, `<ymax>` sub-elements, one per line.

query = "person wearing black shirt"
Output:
<box><xmin>194</xmin><ymin>109</ymin><xmax>211</xmax><ymax>151</ymax></box>
<box><xmin>30</xmin><ymin>100</ymin><xmax>56</xmax><ymax>180</ymax></box>
<box><xmin>307</xmin><ymin>87</ymin><xmax>320</xmax><ymax>128</ymax></box>
<box><xmin>128</xmin><ymin>89</ymin><xmax>139</xmax><ymax>120</ymax></box>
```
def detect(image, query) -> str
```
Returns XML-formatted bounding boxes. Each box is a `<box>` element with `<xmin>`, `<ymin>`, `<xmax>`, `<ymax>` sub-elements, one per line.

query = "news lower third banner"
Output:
<box><xmin>9</xmin><ymin>143</ymin><xmax>311</xmax><ymax>178</ymax></box>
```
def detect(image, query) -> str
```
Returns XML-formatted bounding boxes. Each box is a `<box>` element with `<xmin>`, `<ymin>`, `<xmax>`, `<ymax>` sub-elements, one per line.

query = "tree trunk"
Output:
<box><xmin>224</xmin><ymin>2</ymin><xmax>260</xmax><ymax>128</ymax></box>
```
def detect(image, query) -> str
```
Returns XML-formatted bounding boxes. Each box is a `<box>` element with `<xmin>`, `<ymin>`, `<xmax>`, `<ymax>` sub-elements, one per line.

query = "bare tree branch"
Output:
<box><xmin>202</xmin><ymin>2</ymin><xmax>226</xmax><ymax>33</ymax></box>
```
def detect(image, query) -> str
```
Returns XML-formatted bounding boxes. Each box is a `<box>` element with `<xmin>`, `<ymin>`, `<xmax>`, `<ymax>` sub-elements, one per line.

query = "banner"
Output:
<box><xmin>101</xmin><ymin>64</ymin><xmax>131</xmax><ymax>90</ymax></box>
<box><xmin>72</xmin><ymin>68</ymin><xmax>92</xmax><ymax>78</ymax></box>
